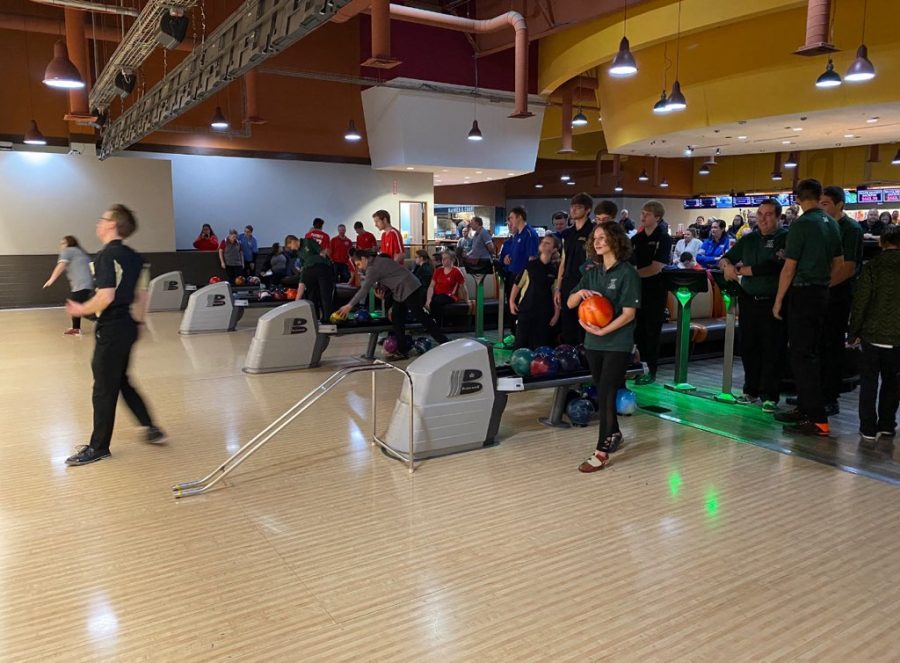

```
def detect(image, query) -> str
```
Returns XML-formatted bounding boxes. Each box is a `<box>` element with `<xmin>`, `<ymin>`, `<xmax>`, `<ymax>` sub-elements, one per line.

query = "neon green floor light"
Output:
<box><xmin>665</xmin><ymin>286</ymin><xmax>697</xmax><ymax>393</ymax></box>
<box><xmin>714</xmin><ymin>289</ymin><xmax>738</xmax><ymax>402</ymax></box>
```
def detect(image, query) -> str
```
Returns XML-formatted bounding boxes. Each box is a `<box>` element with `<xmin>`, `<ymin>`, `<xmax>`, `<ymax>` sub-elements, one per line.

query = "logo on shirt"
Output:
<box><xmin>448</xmin><ymin>369</ymin><xmax>483</xmax><ymax>397</ymax></box>
<box><xmin>608</xmin><ymin>277</ymin><xmax>618</xmax><ymax>290</ymax></box>
<box><xmin>284</xmin><ymin>317</ymin><xmax>308</xmax><ymax>335</ymax></box>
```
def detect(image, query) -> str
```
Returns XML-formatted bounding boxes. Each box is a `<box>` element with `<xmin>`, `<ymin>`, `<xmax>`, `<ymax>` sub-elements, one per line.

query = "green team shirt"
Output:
<box><xmin>837</xmin><ymin>214</ymin><xmax>864</xmax><ymax>279</ymax></box>
<box><xmin>784</xmin><ymin>208</ymin><xmax>842</xmax><ymax>286</ymax></box>
<box><xmin>723</xmin><ymin>228</ymin><xmax>787</xmax><ymax>298</ymax></box>
<box><xmin>573</xmin><ymin>260</ymin><xmax>641</xmax><ymax>352</ymax></box>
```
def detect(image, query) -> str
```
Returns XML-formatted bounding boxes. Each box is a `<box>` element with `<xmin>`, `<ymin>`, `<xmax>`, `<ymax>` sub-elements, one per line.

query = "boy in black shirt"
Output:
<box><xmin>65</xmin><ymin>205</ymin><xmax>166</xmax><ymax>466</ymax></box>
<box><xmin>511</xmin><ymin>235</ymin><xmax>561</xmax><ymax>349</ymax></box>
<box><xmin>553</xmin><ymin>192</ymin><xmax>595</xmax><ymax>344</ymax></box>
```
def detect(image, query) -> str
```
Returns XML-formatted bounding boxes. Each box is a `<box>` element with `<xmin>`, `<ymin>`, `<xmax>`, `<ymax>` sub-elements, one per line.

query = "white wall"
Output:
<box><xmin>0</xmin><ymin>151</ymin><xmax>175</xmax><ymax>254</ymax></box>
<box><xmin>127</xmin><ymin>152</ymin><xmax>435</xmax><ymax>249</ymax></box>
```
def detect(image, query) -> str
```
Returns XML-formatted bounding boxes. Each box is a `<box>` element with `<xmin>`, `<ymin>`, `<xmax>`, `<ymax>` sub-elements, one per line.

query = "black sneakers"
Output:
<box><xmin>146</xmin><ymin>426</ymin><xmax>168</xmax><ymax>444</ymax></box>
<box><xmin>774</xmin><ymin>408</ymin><xmax>805</xmax><ymax>423</ymax></box>
<box><xmin>66</xmin><ymin>445</ymin><xmax>110</xmax><ymax>466</ymax></box>
<box><xmin>783</xmin><ymin>420</ymin><xmax>830</xmax><ymax>437</ymax></box>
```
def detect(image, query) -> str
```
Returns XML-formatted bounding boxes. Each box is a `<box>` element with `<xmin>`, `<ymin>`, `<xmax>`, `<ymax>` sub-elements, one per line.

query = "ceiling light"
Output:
<box><xmin>507</xmin><ymin>172</ymin><xmax>516</xmax><ymax>176</ymax></box>
<box><xmin>572</xmin><ymin>110</ymin><xmax>588</xmax><ymax>127</ymax></box>
<box><xmin>782</xmin><ymin>140</ymin><xmax>792</xmax><ymax>145</ymax></box>
<box><xmin>475</xmin><ymin>170</ymin><xmax>483</xmax><ymax>174</ymax></box>
<box><xmin>792</xmin><ymin>127</ymin><xmax>803</xmax><ymax>132</ymax></box>
<box><xmin>406</xmin><ymin>167</ymin><xmax>414</xmax><ymax>171</ymax></box>
<box><xmin>665</xmin><ymin>81</ymin><xmax>687</xmax><ymax>111</ymax></box>
<box><xmin>467</xmin><ymin>120</ymin><xmax>483</xmax><ymax>141</ymax></box>
<box><xmin>23</xmin><ymin>120</ymin><xmax>47</xmax><ymax>146</ymax></box>
<box><xmin>609</xmin><ymin>36</ymin><xmax>638</xmax><ymax>77</ymax></box>
<box><xmin>660</xmin><ymin>178</ymin><xmax>669</xmax><ymax>188</ymax></box>
<box><xmin>344</xmin><ymin>119</ymin><xmax>362</xmax><ymax>141</ymax></box>
<box><xmin>157</xmin><ymin>11</ymin><xmax>190</xmax><ymax>50</ymax></box>
<box><xmin>892</xmin><ymin>149</ymin><xmax>900</xmax><ymax>165</ymax></box>
<box><xmin>566</xmin><ymin>181</ymin><xmax>575</xmax><ymax>186</ymax></box>
<box><xmin>784</xmin><ymin>152</ymin><xmax>798</xmax><ymax>169</ymax></box>
<box><xmin>614</xmin><ymin>181</ymin><xmax>624</xmax><ymax>192</ymax></box>
<box><xmin>844</xmin><ymin>134</ymin><xmax>856</xmax><ymax>138</ymax></box>
<box><xmin>42</xmin><ymin>40</ymin><xmax>85</xmax><ymax>89</ymax></box>
<box><xmin>560</xmin><ymin>174</ymin><xmax>571</xmax><ymax>181</ymax></box>
<box><xmin>867</xmin><ymin>116</ymin><xmax>879</xmax><ymax>123</ymax></box>
<box><xmin>210</xmin><ymin>106</ymin><xmax>229</xmax><ymax>129</ymax></box>
<box><xmin>815</xmin><ymin>59</ymin><xmax>842</xmax><ymax>88</ymax></box>
<box><xmin>845</xmin><ymin>44</ymin><xmax>875</xmax><ymax>82</ymax></box>
<box><xmin>638</xmin><ymin>169</ymin><xmax>649</xmax><ymax>182</ymax></box>
<box><xmin>535</xmin><ymin>183</ymin><xmax>544</xmax><ymax>188</ymax></box>
<box><xmin>738</xmin><ymin>135</ymin><xmax>748</xmax><ymax>140</ymax></box>
<box><xmin>652</xmin><ymin>91</ymin><xmax>671</xmax><ymax>114</ymax></box>
<box><xmin>698</xmin><ymin>164</ymin><xmax>710</xmax><ymax>175</ymax></box>
<box><xmin>684</xmin><ymin>145</ymin><xmax>694</xmax><ymax>156</ymax></box>
<box><xmin>771</xmin><ymin>171</ymin><xmax>783</xmax><ymax>181</ymax></box>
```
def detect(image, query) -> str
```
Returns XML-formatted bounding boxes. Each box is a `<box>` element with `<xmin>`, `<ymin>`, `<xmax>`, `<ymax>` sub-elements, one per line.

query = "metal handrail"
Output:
<box><xmin>172</xmin><ymin>360</ymin><xmax>415</xmax><ymax>498</ymax></box>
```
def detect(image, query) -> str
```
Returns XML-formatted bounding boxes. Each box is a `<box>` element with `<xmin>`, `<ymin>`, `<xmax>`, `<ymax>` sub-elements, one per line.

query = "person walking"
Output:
<box><xmin>43</xmin><ymin>235</ymin><xmax>93</xmax><ymax>336</ymax></box>
<box><xmin>64</xmin><ymin>205</ymin><xmax>166</xmax><ymax>466</ymax></box>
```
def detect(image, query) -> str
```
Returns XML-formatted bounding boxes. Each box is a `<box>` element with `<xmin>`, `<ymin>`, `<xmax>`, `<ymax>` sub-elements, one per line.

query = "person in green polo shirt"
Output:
<box><xmin>818</xmin><ymin>185</ymin><xmax>864</xmax><ymax>415</ymax></box>
<box><xmin>773</xmin><ymin>178</ymin><xmax>843</xmax><ymax>437</ymax></box>
<box><xmin>567</xmin><ymin>221</ymin><xmax>641</xmax><ymax>473</ymax></box>
<box><xmin>720</xmin><ymin>197</ymin><xmax>788</xmax><ymax>413</ymax></box>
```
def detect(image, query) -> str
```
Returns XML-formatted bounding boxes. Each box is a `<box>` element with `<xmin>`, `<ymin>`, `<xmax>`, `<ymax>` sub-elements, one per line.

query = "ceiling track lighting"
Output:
<box><xmin>43</xmin><ymin>40</ymin><xmax>85</xmax><ymax>89</ymax></box>
<box><xmin>684</xmin><ymin>146</ymin><xmax>694</xmax><ymax>156</ymax></box>
<box><xmin>210</xmin><ymin>106</ymin><xmax>229</xmax><ymax>130</ymax></box>
<box><xmin>467</xmin><ymin>120</ymin><xmax>483</xmax><ymax>141</ymax></box>
<box><xmin>609</xmin><ymin>2</ymin><xmax>637</xmax><ymax>77</ymax></box>
<box><xmin>344</xmin><ymin>119</ymin><xmax>362</xmax><ymax>142</ymax></box>
<box><xmin>24</xmin><ymin>120</ymin><xmax>47</xmax><ymax>146</ymax></box>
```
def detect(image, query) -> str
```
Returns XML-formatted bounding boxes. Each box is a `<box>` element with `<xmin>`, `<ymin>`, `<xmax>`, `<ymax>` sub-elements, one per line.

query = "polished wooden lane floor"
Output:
<box><xmin>2</xmin><ymin>309</ymin><xmax>900</xmax><ymax>662</ymax></box>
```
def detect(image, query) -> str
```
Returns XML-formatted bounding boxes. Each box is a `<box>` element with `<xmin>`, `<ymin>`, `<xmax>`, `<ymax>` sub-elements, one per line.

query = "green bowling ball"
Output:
<box><xmin>510</xmin><ymin>348</ymin><xmax>533</xmax><ymax>377</ymax></box>
<box><xmin>503</xmin><ymin>334</ymin><xmax>516</xmax><ymax>349</ymax></box>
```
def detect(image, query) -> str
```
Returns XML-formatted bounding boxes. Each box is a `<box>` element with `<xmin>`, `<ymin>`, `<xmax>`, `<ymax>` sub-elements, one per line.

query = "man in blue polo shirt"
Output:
<box><xmin>501</xmin><ymin>206</ymin><xmax>539</xmax><ymax>333</ymax></box>
<box><xmin>238</xmin><ymin>224</ymin><xmax>258</xmax><ymax>276</ymax></box>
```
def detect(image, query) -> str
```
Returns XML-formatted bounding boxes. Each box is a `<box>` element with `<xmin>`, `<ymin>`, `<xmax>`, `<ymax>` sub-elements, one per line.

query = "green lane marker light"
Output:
<box><xmin>475</xmin><ymin>275</ymin><xmax>486</xmax><ymax>340</ymax></box>
<box><xmin>704</xmin><ymin>487</ymin><xmax>720</xmax><ymax>518</ymax></box>
<box><xmin>714</xmin><ymin>287</ymin><xmax>738</xmax><ymax>402</ymax></box>
<box><xmin>666</xmin><ymin>286</ymin><xmax>696</xmax><ymax>392</ymax></box>
<box><xmin>668</xmin><ymin>471</ymin><xmax>683</xmax><ymax>497</ymax></box>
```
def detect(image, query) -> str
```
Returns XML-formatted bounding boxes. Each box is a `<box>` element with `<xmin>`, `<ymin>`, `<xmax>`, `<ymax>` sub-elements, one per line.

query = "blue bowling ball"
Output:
<box><xmin>581</xmin><ymin>384</ymin><xmax>598</xmax><ymax>403</ymax></box>
<box><xmin>533</xmin><ymin>345</ymin><xmax>555</xmax><ymax>359</ymax></box>
<box><xmin>414</xmin><ymin>337</ymin><xmax>435</xmax><ymax>355</ymax></box>
<box><xmin>558</xmin><ymin>354</ymin><xmax>581</xmax><ymax>373</ymax></box>
<box><xmin>616</xmin><ymin>388</ymin><xmax>638</xmax><ymax>415</ymax></box>
<box><xmin>554</xmin><ymin>344</ymin><xmax>576</xmax><ymax>360</ymax></box>
<box><xmin>566</xmin><ymin>398</ymin><xmax>596</xmax><ymax>426</ymax></box>
<box><xmin>354</xmin><ymin>308</ymin><xmax>371</xmax><ymax>323</ymax></box>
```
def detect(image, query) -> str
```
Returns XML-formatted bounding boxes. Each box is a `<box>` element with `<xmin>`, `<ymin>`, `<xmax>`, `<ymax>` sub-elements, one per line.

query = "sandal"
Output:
<box><xmin>578</xmin><ymin>451</ymin><xmax>610</xmax><ymax>473</ymax></box>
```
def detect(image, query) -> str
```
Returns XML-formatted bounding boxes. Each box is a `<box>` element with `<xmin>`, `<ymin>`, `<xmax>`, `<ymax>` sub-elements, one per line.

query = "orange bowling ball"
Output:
<box><xmin>578</xmin><ymin>294</ymin><xmax>614</xmax><ymax>327</ymax></box>
<box><xmin>285</xmin><ymin>288</ymin><xmax>298</xmax><ymax>300</ymax></box>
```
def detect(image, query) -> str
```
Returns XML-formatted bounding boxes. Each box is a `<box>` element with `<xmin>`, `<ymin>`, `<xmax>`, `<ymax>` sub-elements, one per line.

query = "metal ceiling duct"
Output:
<box><xmin>99</xmin><ymin>0</ymin><xmax>353</xmax><ymax>159</ymax></box>
<box><xmin>29</xmin><ymin>0</ymin><xmax>139</xmax><ymax>17</ymax></box>
<box><xmin>88</xmin><ymin>0</ymin><xmax>198</xmax><ymax>113</ymax></box>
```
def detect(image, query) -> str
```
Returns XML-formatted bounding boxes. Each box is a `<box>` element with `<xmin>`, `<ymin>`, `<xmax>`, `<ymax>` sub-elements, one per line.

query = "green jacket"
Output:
<box><xmin>849</xmin><ymin>249</ymin><xmax>900</xmax><ymax>346</ymax></box>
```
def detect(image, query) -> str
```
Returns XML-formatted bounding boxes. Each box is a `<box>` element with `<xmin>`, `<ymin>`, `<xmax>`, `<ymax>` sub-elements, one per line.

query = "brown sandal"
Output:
<box><xmin>578</xmin><ymin>451</ymin><xmax>610</xmax><ymax>473</ymax></box>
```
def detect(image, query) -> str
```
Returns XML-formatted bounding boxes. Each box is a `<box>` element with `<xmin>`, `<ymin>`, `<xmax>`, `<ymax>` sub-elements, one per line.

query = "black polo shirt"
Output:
<box><xmin>93</xmin><ymin>239</ymin><xmax>149</xmax><ymax>323</ymax></box>
<box><xmin>560</xmin><ymin>219</ymin><xmax>595</xmax><ymax>288</ymax></box>
<box><xmin>631</xmin><ymin>224</ymin><xmax>672</xmax><ymax>287</ymax></box>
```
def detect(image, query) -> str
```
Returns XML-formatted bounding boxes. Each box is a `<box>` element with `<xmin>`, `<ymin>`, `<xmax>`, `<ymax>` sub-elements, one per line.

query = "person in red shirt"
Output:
<box><xmin>305</xmin><ymin>218</ymin><xmax>330</xmax><ymax>254</ymax></box>
<box><xmin>425</xmin><ymin>250</ymin><xmax>468</xmax><ymax>324</ymax></box>
<box><xmin>354</xmin><ymin>221</ymin><xmax>377</xmax><ymax>251</ymax></box>
<box><xmin>373</xmin><ymin>209</ymin><xmax>405</xmax><ymax>264</ymax></box>
<box><xmin>330</xmin><ymin>224</ymin><xmax>353</xmax><ymax>283</ymax></box>
<box><xmin>192</xmin><ymin>224</ymin><xmax>219</xmax><ymax>251</ymax></box>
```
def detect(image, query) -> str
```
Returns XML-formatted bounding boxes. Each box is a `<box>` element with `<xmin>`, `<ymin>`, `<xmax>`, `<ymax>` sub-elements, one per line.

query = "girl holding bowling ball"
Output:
<box><xmin>566</xmin><ymin>222</ymin><xmax>641</xmax><ymax>472</ymax></box>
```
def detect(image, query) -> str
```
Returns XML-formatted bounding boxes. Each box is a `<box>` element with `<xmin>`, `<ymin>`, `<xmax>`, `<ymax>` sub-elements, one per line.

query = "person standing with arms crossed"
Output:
<box><xmin>773</xmin><ymin>179</ymin><xmax>843</xmax><ymax>437</ymax></box>
<box><xmin>373</xmin><ymin>210</ymin><xmax>405</xmax><ymax>264</ymax></box>
<box><xmin>553</xmin><ymin>193</ymin><xmax>594</xmax><ymax>345</ymax></box>
<box><xmin>818</xmin><ymin>186</ymin><xmax>864</xmax><ymax>415</ymax></box>
<box><xmin>630</xmin><ymin>201</ymin><xmax>672</xmax><ymax>385</ymax></box>
<box><xmin>719</xmin><ymin>198</ymin><xmax>787</xmax><ymax>412</ymax></box>
<box><xmin>64</xmin><ymin>205</ymin><xmax>166</xmax><ymax>466</ymax></box>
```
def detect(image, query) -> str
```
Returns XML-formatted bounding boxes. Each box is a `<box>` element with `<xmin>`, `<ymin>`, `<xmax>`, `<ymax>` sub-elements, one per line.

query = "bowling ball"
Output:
<box><xmin>510</xmin><ymin>348</ymin><xmax>533</xmax><ymax>377</ymax></box>
<box><xmin>503</xmin><ymin>334</ymin><xmax>516</xmax><ymax>349</ymax></box>
<box><xmin>530</xmin><ymin>355</ymin><xmax>559</xmax><ymax>377</ymax></box>
<box><xmin>273</xmin><ymin>291</ymin><xmax>286</xmax><ymax>301</ymax></box>
<box><xmin>259</xmin><ymin>290</ymin><xmax>272</xmax><ymax>301</ymax></box>
<box><xmin>383</xmin><ymin>334</ymin><xmax>399</xmax><ymax>354</ymax></box>
<box><xmin>554</xmin><ymin>344</ymin><xmax>576</xmax><ymax>360</ymax></box>
<box><xmin>533</xmin><ymin>345</ymin><xmax>555</xmax><ymax>359</ymax></box>
<box><xmin>558</xmin><ymin>354</ymin><xmax>581</xmax><ymax>373</ymax></box>
<box><xmin>208</xmin><ymin>276</ymin><xmax>221</xmax><ymax>284</ymax></box>
<box><xmin>355</xmin><ymin>308</ymin><xmax>371</xmax><ymax>323</ymax></box>
<box><xmin>414</xmin><ymin>337</ymin><xmax>435</xmax><ymax>355</ymax></box>
<box><xmin>575</xmin><ymin>344</ymin><xmax>588</xmax><ymax>368</ymax></box>
<box><xmin>566</xmin><ymin>398</ymin><xmax>596</xmax><ymax>426</ymax></box>
<box><xmin>329</xmin><ymin>311</ymin><xmax>344</xmax><ymax>323</ymax></box>
<box><xmin>616</xmin><ymin>389</ymin><xmax>638</xmax><ymax>415</ymax></box>
<box><xmin>235</xmin><ymin>276</ymin><xmax>246</xmax><ymax>286</ymax></box>
<box><xmin>578</xmin><ymin>294</ymin><xmax>614</xmax><ymax>327</ymax></box>
<box><xmin>285</xmin><ymin>288</ymin><xmax>298</xmax><ymax>300</ymax></box>
<box><xmin>581</xmin><ymin>384</ymin><xmax>598</xmax><ymax>402</ymax></box>
<box><xmin>247</xmin><ymin>276</ymin><xmax>261</xmax><ymax>285</ymax></box>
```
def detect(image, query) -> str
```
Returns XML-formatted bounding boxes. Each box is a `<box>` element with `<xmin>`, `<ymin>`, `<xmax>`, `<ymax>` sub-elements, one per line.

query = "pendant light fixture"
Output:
<box><xmin>771</xmin><ymin>153</ymin><xmax>783</xmax><ymax>181</ymax></box>
<box><xmin>653</xmin><ymin>42</ymin><xmax>671</xmax><ymax>114</ymax></box>
<box><xmin>638</xmin><ymin>169</ymin><xmax>649</xmax><ymax>182</ymax></box>
<box><xmin>892</xmin><ymin>148</ymin><xmax>900</xmax><ymax>165</ymax></box>
<box><xmin>698</xmin><ymin>164</ymin><xmax>710</xmax><ymax>175</ymax></box>
<box><xmin>653</xmin><ymin>91</ymin><xmax>671</xmax><ymax>114</ymax></box>
<box><xmin>43</xmin><ymin>40</ymin><xmax>84</xmax><ymax>89</ymax></box>
<box><xmin>467</xmin><ymin>55</ymin><xmax>484</xmax><ymax>141</ymax></box>
<box><xmin>660</xmin><ymin>177</ymin><xmax>670</xmax><ymax>188</ymax></box>
<box><xmin>609</xmin><ymin>2</ymin><xmax>638</xmax><ymax>77</ymax></box>
<box><xmin>703</xmin><ymin>149</ymin><xmax>720</xmax><ymax>167</ymax></box>
<box><xmin>816</xmin><ymin>59</ymin><xmax>842</xmax><ymax>87</ymax></box>
<box><xmin>784</xmin><ymin>152</ymin><xmax>798</xmax><ymax>169</ymax></box>
<box><xmin>467</xmin><ymin>120</ymin><xmax>483</xmax><ymax>141</ymax></box>
<box><xmin>210</xmin><ymin>106</ymin><xmax>229</xmax><ymax>129</ymax></box>
<box><xmin>344</xmin><ymin>120</ymin><xmax>362</xmax><ymax>142</ymax></box>
<box><xmin>24</xmin><ymin>120</ymin><xmax>47</xmax><ymax>146</ymax></box>
<box><xmin>846</xmin><ymin>0</ymin><xmax>875</xmax><ymax>82</ymax></box>
<box><xmin>22</xmin><ymin>31</ymin><xmax>47</xmax><ymax>146</ymax></box>
<box><xmin>614</xmin><ymin>181</ymin><xmax>624</xmax><ymax>193</ymax></box>
<box><xmin>572</xmin><ymin>109</ymin><xmax>589</xmax><ymax>127</ymax></box>
<box><xmin>665</xmin><ymin>2</ymin><xmax>687</xmax><ymax>111</ymax></box>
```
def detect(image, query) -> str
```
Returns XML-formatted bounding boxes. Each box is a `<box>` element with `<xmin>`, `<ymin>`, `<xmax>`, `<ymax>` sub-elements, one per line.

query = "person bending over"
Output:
<box><xmin>337</xmin><ymin>250</ymin><xmax>448</xmax><ymax>360</ymax></box>
<box><xmin>568</xmin><ymin>222</ymin><xmax>641</xmax><ymax>473</ymax></box>
<box><xmin>510</xmin><ymin>234</ymin><xmax>560</xmax><ymax>349</ymax></box>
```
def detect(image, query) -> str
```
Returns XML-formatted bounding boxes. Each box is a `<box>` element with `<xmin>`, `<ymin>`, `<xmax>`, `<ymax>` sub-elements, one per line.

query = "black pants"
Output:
<box><xmin>225</xmin><ymin>265</ymin><xmax>243</xmax><ymax>284</ymax></box>
<box><xmin>392</xmin><ymin>286</ymin><xmax>449</xmax><ymax>354</ymax></box>
<box><xmin>515</xmin><ymin>306</ymin><xmax>553</xmax><ymax>349</ymax></box>
<box><xmin>787</xmin><ymin>285</ymin><xmax>829</xmax><ymax>423</ymax></box>
<box><xmin>301</xmin><ymin>263</ymin><xmax>336</xmax><ymax>324</ymax></box>
<box><xmin>738</xmin><ymin>295</ymin><xmax>784</xmax><ymax>402</ymax></box>
<box><xmin>586</xmin><ymin>349</ymin><xmax>630</xmax><ymax>452</ymax></box>
<box><xmin>503</xmin><ymin>272</ymin><xmax>518</xmax><ymax>334</ymax></box>
<box><xmin>821</xmin><ymin>282</ymin><xmax>853</xmax><ymax>404</ymax></box>
<box><xmin>70</xmin><ymin>289</ymin><xmax>93</xmax><ymax>329</ymax></box>
<box><xmin>333</xmin><ymin>262</ymin><xmax>351</xmax><ymax>284</ymax></box>
<box><xmin>635</xmin><ymin>279</ymin><xmax>667</xmax><ymax>376</ymax></box>
<box><xmin>859</xmin><ymin>342</ymin><xmax>900</xmax><ymax>436</ymax></box>
<box><xmin>429</xmin><ymin>293</ymin><xmax>455</xmax><ymax>326</ymax></box>
<box><xmin>89</xmin><ymin>318</ymin><xmax>154</xmax><ymax>453</ymax></box>
<box><xmin>558</xmin><ymin>279</ymin><xmax>585</xmax><ymax>345</ymax></box>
